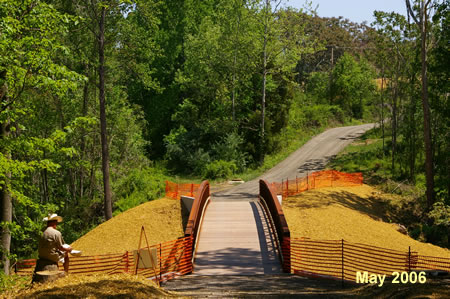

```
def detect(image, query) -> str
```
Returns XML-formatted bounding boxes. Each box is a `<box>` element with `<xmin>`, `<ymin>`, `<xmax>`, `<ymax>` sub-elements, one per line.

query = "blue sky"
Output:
<box><xmin>285</xmin><ymin>0</ymin><xmax>407</xmax><ymax>24</ymax></box>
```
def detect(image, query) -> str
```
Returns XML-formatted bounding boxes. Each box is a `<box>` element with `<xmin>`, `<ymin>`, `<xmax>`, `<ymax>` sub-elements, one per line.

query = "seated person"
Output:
<box><xmin>34</xmin><ymin>213</ymin><xmax>72</xmax><ymax>276</ymax></box>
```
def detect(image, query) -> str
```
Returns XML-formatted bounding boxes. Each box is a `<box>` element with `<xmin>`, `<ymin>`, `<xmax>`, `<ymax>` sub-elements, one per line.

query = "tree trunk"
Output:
<box><xmin>409</xmin><ymin>74</ymin><xmax>417</xmax><ymax>182</ymax></box>
<box><xmin>381</xmin><ymin>73</ymin><xmax>385</xmax><ymax>155</ymax></box>
<box><xmin>231</xmin><ymin>3</ymin><xmax>241</xmax><ymax>124</ymax></box>
<box><xmin>420</xmin><ymin>4</ymin><xmax>434</xmax><ymax>209</ymax></box>
<box><xmin>1</xmin><ymin>120</ymin><xmax>12</xmax><ymax>275</ymax></box>
<box><xmin>392</xmin><ymin>76</ymin><xmax>398</xmax><ymax>175</ymax></box>
<box><xmin>261</xmin><ymin>0</ymin><xmax>269</xmax><ymax>163</ymax></box>
<box><xmin>79</xmin><ymin>75</ymin><xmax>89</xmax><ymax>201</ymax></box>
<box><xmin>98</xmin><ymin>6</ymin><xmax>113</xmax><ymax>220</ymax></box>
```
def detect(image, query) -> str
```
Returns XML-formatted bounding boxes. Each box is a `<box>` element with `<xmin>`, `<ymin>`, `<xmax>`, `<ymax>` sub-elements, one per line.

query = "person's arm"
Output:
<box><xmin>56</xmin><ymin>231</ymin><xmax>72</xmax><ymax>252</ymax></box>
<box><xmin>59</xmin><ymin>244</ymin><xmax>72</xmax><ymax>252</ymax></box>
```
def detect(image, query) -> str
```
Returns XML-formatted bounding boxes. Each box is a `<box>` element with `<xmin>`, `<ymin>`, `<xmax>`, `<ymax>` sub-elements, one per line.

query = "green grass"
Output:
<box><xmin>238</xmin><ymin>119</ymin><xmax>367</xmax><ymax>183</ymax></box>
<box><xmin>238</xmin><ymin>127</ymin><xmax>324</xmax><ymax>182</ymax></box>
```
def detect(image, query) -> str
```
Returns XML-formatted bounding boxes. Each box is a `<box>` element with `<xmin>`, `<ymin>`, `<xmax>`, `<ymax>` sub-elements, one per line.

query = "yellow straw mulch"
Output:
<box><xmin>71</xmin><ymin>198</ymin><xmax>187</xmax><ymax>255</ymax></box>
<box><xmin>283</xmin><ymin>184</ymin><xmax>450</xmax><ymax>257</ymax></box>
<box><xmin>3</xmin><ymin>274</ymin><xmax>178</xmax><ymax>299</ymax></box>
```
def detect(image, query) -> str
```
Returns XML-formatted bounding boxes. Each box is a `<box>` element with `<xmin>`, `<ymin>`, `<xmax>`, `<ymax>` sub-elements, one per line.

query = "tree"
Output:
<box><xmin>98</xmin><ymin>3</ymin><xmax>113</xmax><ymax>220</ymax></box>
<box><xmin>428</xmin><ymin>0</ymin><xmax>449</xmax><ymax>203</ymax></box>
<box><xmin>405</xmin><ymin>0</ymin><xmax>436</xmax><ymax>209</ymax></box>
<box><xmin>372</xmin><ymin>11</ymin><xmax>414</xmax><ymax>176</ymax></box>
<box><xmin>73</xmin><ymin>0</ymin><xmax>126</xmax><ymax>220</ymax></box>
<box><xmin>330</xmin><ymin>53</ymin><xmax>376</xmax><ymax>119</ymax></box>
<box><xmin>253</xmin><ymin>1</ymin><xmax>316</xmax><ymax>161</ymax></box>
<box><xmin>0</xmin><ymin>0</ymin><xmax>81</xmax><ymax>274</ymax></box>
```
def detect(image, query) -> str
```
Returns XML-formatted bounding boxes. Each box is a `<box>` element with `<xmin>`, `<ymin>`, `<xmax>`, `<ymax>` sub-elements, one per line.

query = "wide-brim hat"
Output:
<box><xmin>43</xmin><ymin>213</ymin><xmax>63</xmax><ymax>223</ymax></box>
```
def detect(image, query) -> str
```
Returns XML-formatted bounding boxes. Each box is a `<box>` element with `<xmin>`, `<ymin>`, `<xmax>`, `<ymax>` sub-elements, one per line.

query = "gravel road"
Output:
<box><xmin>213</xmin><ymin>123</ymin><xmax>374</xmax><ymax>200</ymax></box>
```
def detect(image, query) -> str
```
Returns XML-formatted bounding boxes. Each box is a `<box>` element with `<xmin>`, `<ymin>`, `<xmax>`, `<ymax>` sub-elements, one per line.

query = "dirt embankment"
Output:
<box><xmin>283</xmin><ymin>184</ymin><xmax>450</xmax><ymax>257</ymax></box>
<box><xmin>71</xmin><ymin>198</ymin><xmax>188</xmax><ymax>256</ymax></box>
<box><xmin>3</xmin><ymin>274</ymin><xmax>178</xmax><ymax>299</ymax></box>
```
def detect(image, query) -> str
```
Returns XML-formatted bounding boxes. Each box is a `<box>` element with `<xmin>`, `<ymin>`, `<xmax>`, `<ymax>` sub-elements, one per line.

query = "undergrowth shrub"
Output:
<box><xmin>113</xmin><ymin>167</ymin><xmax>167</xmax><ymax>215</ymax></box>
<box><xmin>202</xmin><ymin>160</ymin><xmax>237</xmax><ymax>179</ymax></box>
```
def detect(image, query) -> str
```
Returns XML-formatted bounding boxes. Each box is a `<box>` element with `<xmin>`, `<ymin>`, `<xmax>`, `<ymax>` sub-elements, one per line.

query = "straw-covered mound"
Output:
<box><xmin>3</xmin><ymin>274</ymin><xmax>177</xmax><ymax>298</ymax></box>
<box><xmin>71</xmin><ymin>198</ymin><xmax>188</xmax><ymax>255</ymax></box>
<box><xmin>283</xmin><ymin>184</ymin><xmax>450</xmax><ymax>257</ymax></box>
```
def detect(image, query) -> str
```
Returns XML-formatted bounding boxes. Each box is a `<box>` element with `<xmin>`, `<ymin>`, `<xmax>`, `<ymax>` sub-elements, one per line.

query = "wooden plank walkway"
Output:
<box><xmin>194</xmin><ymin>197</ymin><xmax>281</xmax><ymax>275</ymax></box>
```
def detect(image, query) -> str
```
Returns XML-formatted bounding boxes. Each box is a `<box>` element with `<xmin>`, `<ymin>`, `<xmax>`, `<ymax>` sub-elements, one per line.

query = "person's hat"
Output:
<box><xmin>43</xmin><ymin>213</ymin><xmax>63</xmax><ymax>223</ymax></box>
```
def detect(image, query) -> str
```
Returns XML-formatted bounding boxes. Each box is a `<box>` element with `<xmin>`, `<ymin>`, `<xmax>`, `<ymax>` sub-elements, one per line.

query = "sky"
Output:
<box><xmin>285</xmin><ymin>0</ymin><xmax>407</xmax><ymax>25</ymax></box>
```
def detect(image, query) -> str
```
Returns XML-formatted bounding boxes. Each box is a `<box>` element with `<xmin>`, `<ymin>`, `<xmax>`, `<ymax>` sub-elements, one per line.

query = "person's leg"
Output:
<box><xmin>63</xmin><ymin>252</ymin><xmax>70</xmax><ymax>273</ymax></box>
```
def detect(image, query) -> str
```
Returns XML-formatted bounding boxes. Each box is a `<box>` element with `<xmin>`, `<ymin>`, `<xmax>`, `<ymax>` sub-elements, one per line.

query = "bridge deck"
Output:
<box><xmin>194</xmin><ymin>198</ymin><xmax>281</xmax><ymax>275</ymax></box>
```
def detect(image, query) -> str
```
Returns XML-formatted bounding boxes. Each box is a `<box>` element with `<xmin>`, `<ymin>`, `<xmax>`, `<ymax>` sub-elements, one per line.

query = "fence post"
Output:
<box><xmin>175</xmin><ymin>184</ymin><xmax>178</xmax><ymax>199</ymax></box>
<box><xmin>190</xmin><ymin>183</ymin><xmax>194</xmax><ymax>197</ymax></box>
<box><xmin>281</xmin><ymin>179</ymin><xmax>284</xmax><ymax>198</ymax></box>
<box><xmin>160</xmin><ymin>244</ymin><xmax>162</xmax><ymax>282</ymax></box>
<box><xmin>125</xmin><ymin>251</ymin><xmax>129</xmax><ymax>273</ymax></box>
<box><xmin>341</xmin><ymin>239</ymin><xmax>344</xmax><ymax>288</ymax></box>
<box><xmin>286</xmin><ymin>178</ymin><xmax>289</xmax><ymax>197</ymax></box>
<box><xmin>331</xmin><ymin>171</ymin><xmax>334</xmax><ymax>187</ymax></box>
<box><xmin>408</xmin><ymin>246</ymin><xmax>411</xmax><ymax>272</ymax></box>
<box><xmin>307</xmin><ymin>172</ymin><xmax>309</xmax><ymax>190</ymax></box>
<box><xmin>296</xmin><ymin>176</ymin><xmax>298</xmax><ymax>193</ymax></box>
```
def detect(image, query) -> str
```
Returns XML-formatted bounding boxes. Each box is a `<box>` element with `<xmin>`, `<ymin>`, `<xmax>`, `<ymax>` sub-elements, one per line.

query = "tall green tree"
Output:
<box><xmin>0</xmin><ymin>0</ymin><xmax>82</xmax><ymax>274</ymax></box>
<box><xmin>330</xmin><ymin>53</ymin><xmax>376</xmax><ymax>119</ymax></box>
<box><xmin>405</xmin><ymin>0</ymin><xmax>436</xmax><ymax>209</ymax></box>
<box><xmin>253</xmin><ymin>1</ymin><xmax>316</xmax><ymax>161</ymax></box>
<box><xmin>372</xmin><ymin>11</ymin><xmax>414</xmax><ymax>176</ymax></box>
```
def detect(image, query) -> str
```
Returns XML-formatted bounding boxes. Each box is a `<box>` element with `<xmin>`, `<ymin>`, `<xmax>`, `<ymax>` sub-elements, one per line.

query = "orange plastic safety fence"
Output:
<box><xmin>289</xmin><ymin>238</ymin><xmax>450</xmax><ymax>282</ymax></box>
<box><xmin>270</xmin><ymin>170</ymin><xmax>363</xmax><ymax>199</ymax></box>
<box><xmin>15</xmin><ymin>236</ymin><xmax>193</xmax><ymax>283</ymax></box>
<box><xmin>165</xmin><ymin>181</ymin><xmax>200</xmax><ymax>200</ymax></box>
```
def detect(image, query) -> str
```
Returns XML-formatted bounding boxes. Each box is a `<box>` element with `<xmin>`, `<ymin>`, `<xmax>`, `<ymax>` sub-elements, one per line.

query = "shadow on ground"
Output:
<box><xmin>297</xmin><ymin>156</ymin><xmax>336</xmax><ymax>175</ymax></box>
<box><xmin>283</xmin><ymin>189</ymin><xmax>389</xmax><ymax>222</ymax></box>
<box><xmin>163</xmin><ymin>274</ymin><xmax>359</xmax><ymax>298</ymax></box>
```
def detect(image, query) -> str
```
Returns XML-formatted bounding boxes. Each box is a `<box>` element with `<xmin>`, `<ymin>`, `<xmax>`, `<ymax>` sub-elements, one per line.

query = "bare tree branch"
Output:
<box><xmin>405</xmin><ymin>0</ymin><xmax>420</xmax><ymax>25</ymax></box>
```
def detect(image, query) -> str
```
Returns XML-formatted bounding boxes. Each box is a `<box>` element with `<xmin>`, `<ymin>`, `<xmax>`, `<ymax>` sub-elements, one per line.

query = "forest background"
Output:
<box><xmin>1</xmin><ymin>0</ymin><xmax>448</xmax><ymax>275</ymax></box>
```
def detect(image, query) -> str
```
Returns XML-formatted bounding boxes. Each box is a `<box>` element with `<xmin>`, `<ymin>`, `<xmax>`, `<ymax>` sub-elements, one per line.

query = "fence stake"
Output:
<box><xmin>331</xmin><ymin>171</ymin><xmax>334</xmax><ymax>187</ymax></box>
<box><xmin>307</xmin><ymin>172</ymin><xmax>309</xmax><ymax>190</ymax></box>
<box><xmin>296</xmin><ymin>176</ymin><xmax>298</xmax><ymax>192</ymax></box>
<box><xmin>286</xmin><ymin>178</ymin><xmax>289</xmax><ymax>197</ymax></box>
<box><xmin>125</xmin><ymin>251</ymin><xmax>129</xmax><ymax>273</ymax></box>
<box><xmin>190</xmin><ymin>183</ymin><xmax>194</xmax><ymax>197</ymax></box>
<box><xmin>408</xmin><ymin>246</ymin><xmax>411</xmax><ymax>272</ymax></box>
<box><xmin>175</xmin><ymin>184</ymin><xmax>178</xmax><ymax>199</ymax></box>
<box><xmin>160</xmin><ymin>244</ymin><xmax>162</xmax><ymax>282</ymax></box>
<box><xmin>341</xmin><ymin>239</ymin><xmax>344</xmax><ymax>288</ymax></box>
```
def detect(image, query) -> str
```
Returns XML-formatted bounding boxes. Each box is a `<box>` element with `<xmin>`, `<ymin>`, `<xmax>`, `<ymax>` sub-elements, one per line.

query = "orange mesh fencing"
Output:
<box><xmin>165</xmin><ymin>181</ymin><xmax>200</xmax><ymax>200</ymax></box>
<box><xmin>15</xmin><ymin>236</ymin><xmax>193</xmax><ymax>283</ymax></box>
<box><xmin>288</xmin><ymin>238</ymin><xmax>450</xmax><ymax>282</ymax></box>
<box><xmin>269</xmin><ymin>170</ymin><xmax>363</xmax><ymax>199</ymax></box>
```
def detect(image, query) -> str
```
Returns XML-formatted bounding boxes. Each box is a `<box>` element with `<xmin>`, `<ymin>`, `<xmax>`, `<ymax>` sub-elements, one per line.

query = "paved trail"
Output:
<box><xmin>194</xmin><ymin>124</ymin><xmax>374</xmax><ymax>276</ymax></box>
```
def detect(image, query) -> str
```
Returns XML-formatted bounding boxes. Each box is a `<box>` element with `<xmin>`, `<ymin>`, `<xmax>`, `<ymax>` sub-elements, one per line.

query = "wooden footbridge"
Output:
<box><xmin>184</xmin><ymin>180</ymin><xmax>291</xmax><ymax>276</ymax></box>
